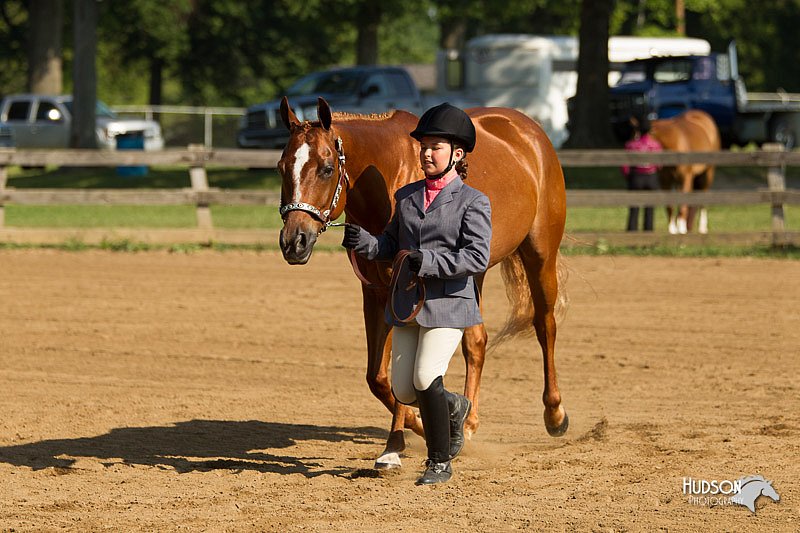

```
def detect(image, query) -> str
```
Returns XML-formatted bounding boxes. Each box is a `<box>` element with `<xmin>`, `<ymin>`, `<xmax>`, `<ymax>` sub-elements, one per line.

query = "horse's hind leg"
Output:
<box><xmin>518</xmin><ymin>238</ymin><xmax>568</xmax><ymax>436</ymax></box>
<box><xmin>696</xmin><ymin>167</ymin><xmax>714</xmax><ymax>234</ymax></box>
<box><xmin>460</xmin><ymin>273</ymin><xmax>488</xmax><ymax>437</ymax></box>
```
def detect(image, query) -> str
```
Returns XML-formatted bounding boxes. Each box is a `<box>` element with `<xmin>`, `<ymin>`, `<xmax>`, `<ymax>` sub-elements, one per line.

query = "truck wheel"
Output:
<box><xmin>769</xmin><ymin>116</ymin><xmax>797</xmax><ymax>150</ymax></box>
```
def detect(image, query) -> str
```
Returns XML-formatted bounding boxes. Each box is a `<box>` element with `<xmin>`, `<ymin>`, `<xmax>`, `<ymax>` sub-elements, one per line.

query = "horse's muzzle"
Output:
<box><xmin>279</xmin><ymin>226</ymin><xmax>318</xmax><ymax>265</ymax></box>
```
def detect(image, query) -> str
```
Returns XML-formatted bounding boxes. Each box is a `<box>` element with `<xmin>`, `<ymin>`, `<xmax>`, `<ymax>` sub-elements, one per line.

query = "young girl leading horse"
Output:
<box><xmin>342</xmin><ymin>103</ymin><xmax>491</xmax><ymax>485</ymax></box>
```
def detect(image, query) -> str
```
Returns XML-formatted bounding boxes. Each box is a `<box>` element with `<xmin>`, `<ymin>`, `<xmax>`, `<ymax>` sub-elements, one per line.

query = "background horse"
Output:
<box><xmin>278</xmin><ymin>97</ymin><xmax>568</xmax><ymax>469</ymax></box>
<box><xmin>650</xmin><ymin>109</ymin><xmax>721</xmax><ymax>234</ymax></box>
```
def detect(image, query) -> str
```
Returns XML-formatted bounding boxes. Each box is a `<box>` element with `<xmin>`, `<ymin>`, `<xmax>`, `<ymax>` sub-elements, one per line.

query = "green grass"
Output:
<box><xmin>560</xmin><ymin>243</ymin><xmax>800</xmax><ymax>259</ymax></box>
<box><xmin>4</xmin><ymin>205</ymin><xmax>198</xmax><ymax>228</ymax></box>
<box><xmin>3</xmin><ymin>205</ymin><xmax>282</xmax><ymax>229</ymax></box>
<box><xmin>4</xmin><ymin>165</ymin><xmax>283</xmax><ymax>229</ymax></box>
<box><xmin>566</xmin><ymin>205</ymin><xmax>798</xmax><ymax>233</ymax></box>
<box><xmin>7</xmin><ymin>165</ymin><xmax>282</xmax><ymax>190</ymax></box>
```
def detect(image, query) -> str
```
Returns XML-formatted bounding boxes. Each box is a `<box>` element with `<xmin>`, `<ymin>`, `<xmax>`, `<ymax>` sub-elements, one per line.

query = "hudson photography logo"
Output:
<box><xmin>682</xmin><ymin>475</ymin><xmax>781</xmax><ymax>513</ymax></box>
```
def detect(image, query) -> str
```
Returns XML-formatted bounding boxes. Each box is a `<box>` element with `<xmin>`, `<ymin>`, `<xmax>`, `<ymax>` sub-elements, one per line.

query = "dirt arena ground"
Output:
<box><xmin>0</xmin><ymin>248</ymin><xmax>798</xmax><ymax>531</ymax></box>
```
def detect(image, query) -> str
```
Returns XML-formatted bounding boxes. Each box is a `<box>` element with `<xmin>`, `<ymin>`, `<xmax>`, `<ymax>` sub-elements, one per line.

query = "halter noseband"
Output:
<box><xmin>279</xmin><ymin>136</ymin><xmax>350</xmax><ymax>233</ymax></box>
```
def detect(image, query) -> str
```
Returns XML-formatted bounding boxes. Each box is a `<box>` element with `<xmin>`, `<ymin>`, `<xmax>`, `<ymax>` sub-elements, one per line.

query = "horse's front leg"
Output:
<box><xmin>362</xmin><ymin>288</ymin><xmax>422</xmax><ymax>469</ymax></box>
<box><xmin>676</xmin><ymin>170</ymin><xmax>693</xmax><ymax>234</ymax></box>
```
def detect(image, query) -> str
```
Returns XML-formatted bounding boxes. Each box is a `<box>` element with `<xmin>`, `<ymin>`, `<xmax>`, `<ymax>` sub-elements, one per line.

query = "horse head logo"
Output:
<box><xmin>730</xmin><ymin>475</ymin><xmax>780</xmax><ymax>514</ymax></box>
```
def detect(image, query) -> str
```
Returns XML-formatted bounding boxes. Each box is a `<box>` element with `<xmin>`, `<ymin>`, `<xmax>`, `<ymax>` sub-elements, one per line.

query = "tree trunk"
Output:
<box><xmin>149</xmin><ymin>57</ymin><xmax>163</xmax><ymax>122</ymax></box>
<box><xmin>71</xmin><ymin>0</ymin><xmax>98</xmax><ymax>149</ymax></box>
<box><xmin>563</xmin><ymin>0</ymin><xmax>617</xmax><ymax>148</ymax></box>
<box><xmin>27</xmin><ymin>0</ymin><xmax>63</xmax><ymax>94</ymax></box>
<box><xmin>676</xmin><ymin>0</ymin><xmax>686</xmax><ymax>35</ymax></box>
<box><xmin>439</xmin><ymin>17</ymin><xmax>467</xmax><ymax>50</ymax></box>
<box><xmin>356</xmin><ymin>2</ymin><xmax>381</xmax><ymax>65</ymax></box>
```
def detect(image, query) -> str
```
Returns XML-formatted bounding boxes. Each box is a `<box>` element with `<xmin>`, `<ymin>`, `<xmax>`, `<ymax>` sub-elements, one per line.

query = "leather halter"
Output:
<box><xmin>279</xmin><ymin>136</ymin><xmax>350</xmax><ymax>234</ymax></box>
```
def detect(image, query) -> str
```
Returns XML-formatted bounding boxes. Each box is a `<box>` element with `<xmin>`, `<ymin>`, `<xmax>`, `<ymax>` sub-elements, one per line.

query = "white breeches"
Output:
<box><xmin>391</xmin><ymin>324</ymin><xmax>464</xmax><ymax>404</ymax></box>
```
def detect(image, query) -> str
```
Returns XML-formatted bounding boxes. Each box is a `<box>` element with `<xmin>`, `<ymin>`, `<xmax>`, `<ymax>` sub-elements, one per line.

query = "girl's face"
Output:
<box><xmin>419</xmin><ymin>136</ymin><xmax>464</xmax><ymax>177</ymax></box>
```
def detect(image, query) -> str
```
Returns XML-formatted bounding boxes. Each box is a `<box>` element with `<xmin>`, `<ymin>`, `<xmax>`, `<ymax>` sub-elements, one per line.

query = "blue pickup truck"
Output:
<box><xmin>608</xmin><ymin>42</ymin><xmax>800</xmax><ymax>148</ymax></box>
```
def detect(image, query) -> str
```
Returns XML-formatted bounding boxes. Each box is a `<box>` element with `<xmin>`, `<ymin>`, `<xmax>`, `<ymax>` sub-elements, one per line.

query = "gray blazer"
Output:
<box><xmin>353</xmin><ymin>177</ymin><xmax>492</xmax><ymax>328</ymax></box>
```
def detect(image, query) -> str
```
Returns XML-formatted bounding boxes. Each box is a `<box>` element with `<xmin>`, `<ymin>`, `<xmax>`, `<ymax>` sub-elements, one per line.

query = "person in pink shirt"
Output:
<box><xmin>621</xmin><ymin>113</ymin><xmax>662</xmax><ymax>231</ymax></box>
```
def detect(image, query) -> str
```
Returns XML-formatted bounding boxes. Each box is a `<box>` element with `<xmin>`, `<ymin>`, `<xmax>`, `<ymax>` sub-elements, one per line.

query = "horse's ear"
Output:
<box><xmin>280</xmin><ymin>96</ymin><xmax>300</xmax><ymax>129</ymax></box>
<box><xmin>318</xmin><ymin>97</ymin><xmax>332</xmax><ymax>131</ymax></box>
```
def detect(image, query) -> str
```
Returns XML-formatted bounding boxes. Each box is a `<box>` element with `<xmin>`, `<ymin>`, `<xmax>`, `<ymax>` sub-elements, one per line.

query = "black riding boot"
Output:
<box><xmin>445</xmin><ymin>390</ymin><xmax>472</xmax><ymax>459</ymax></box>
<box><xmin>415</xmin><ymin>376</ymin><xmax>452</xmax><ymax>485</ymax></box>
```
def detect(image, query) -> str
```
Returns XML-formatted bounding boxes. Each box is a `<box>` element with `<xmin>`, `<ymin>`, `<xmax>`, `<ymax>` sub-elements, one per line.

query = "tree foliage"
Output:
<box><xmin>1</xmin><ymin>0</ymin><xmax>800</xmax><ymax>109</ymax></box>
<box><xmin>0</xmin><ymin>1</ymin><xmax>28</xmax><ymax>96</ymax></box>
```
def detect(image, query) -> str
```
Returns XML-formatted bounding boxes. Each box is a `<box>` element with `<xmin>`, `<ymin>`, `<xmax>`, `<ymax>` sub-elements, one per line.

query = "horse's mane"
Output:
<box><xmin>739</xmin><ymin>475</ymin><xmax>768</xmax><ymax>486</ymax></box>
<box><xmin>332</xmin><ymin>110</ymin><xmax>399</xmax><ymax>121</ymax></box>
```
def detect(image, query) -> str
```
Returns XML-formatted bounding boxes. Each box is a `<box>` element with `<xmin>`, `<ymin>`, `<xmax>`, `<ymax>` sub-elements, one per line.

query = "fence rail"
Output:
<box><xmin>0</xmin><ymin>147</ymin><xmax>797</xmax><ymax>247</ymax></box>
<box><xmin>112</xmin><ymin>105</ymin><xmax>246</xmax><ymax>148</ymax></box>
<box><xmin>5</xmin><ymin>147</ymin><xmax>800</xmax><ymax>167</ymax></box>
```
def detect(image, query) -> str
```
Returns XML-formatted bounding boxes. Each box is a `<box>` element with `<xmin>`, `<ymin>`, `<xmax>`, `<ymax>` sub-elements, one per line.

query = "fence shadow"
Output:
<box><xmin>0</xmin><ymin>419</ymin><xmax>387</xmax><ymax>478</ymax></box>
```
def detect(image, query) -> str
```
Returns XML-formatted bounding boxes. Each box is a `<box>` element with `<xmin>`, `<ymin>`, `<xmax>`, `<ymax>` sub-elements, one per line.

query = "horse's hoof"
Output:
<box><xmin>374</xmin><ymin>452</ymin><xmax>402</xmax><ymax>470</ymax></box>
<box><xmin>545</xmin><ymin>410</ymin><xmax>569</xmax><ymax>437</ymax></box>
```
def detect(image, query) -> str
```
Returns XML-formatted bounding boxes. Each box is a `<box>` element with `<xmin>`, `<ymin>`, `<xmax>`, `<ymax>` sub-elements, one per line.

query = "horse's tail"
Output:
<box><xmin>491</xmin><ymin>251</ymin><xmax>569</xmax><ymax>349</ymax></box>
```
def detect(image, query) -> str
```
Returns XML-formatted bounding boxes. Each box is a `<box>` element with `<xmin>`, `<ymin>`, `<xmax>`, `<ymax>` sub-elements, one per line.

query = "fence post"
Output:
<box><xmin>204</xmin><ymin>109</ymin><xmax>213</xmax><ymax>148</ymax></box>
<box><xmin>0</xmin><ymin>163</ymin><xmax>6</xmax><ymax>228</ymax></box>
<box><xmin>188</xmin><ymin>144</ymin><xmax>213</xmax><ymax>231</ymax></box>
<box><xmin>763</xmin><ymin>143</ymin><xmax>786</xmax><ymax>246</ymax></box>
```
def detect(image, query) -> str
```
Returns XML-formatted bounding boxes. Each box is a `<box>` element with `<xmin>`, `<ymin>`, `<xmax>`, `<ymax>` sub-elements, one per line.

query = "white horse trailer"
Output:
<box><xmin>436</xmin><ymin>34</ymin><xmax>711</xmax><ymax>147</ymax></box>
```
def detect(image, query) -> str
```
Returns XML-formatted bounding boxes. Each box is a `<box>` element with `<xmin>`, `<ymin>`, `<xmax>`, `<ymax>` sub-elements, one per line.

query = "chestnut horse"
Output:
<box><xmin>278</xmin><ymin>97</ymin><xmax>568</xmax><ymax>469</ymax></box>
<box><xmin>650</xmin><ymin>110</ymin><xmax>721</xmax><ymax>234</ymax></box>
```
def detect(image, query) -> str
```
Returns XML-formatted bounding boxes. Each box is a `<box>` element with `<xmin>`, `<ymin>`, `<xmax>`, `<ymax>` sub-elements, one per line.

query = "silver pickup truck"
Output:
<box><xmin>238</xmin><ymin>66</ymin><xmax>426</xmax><ymax>149</ymax></box>
<box><xmin>0</xmin><ymin>94</ymin><xmax>164</xmax><ymax>150</ymax></box>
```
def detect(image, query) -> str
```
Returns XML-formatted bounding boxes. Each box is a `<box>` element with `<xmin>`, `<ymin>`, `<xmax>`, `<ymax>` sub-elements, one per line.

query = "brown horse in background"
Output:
<box><xmin>650</xmin><ymin>110</ymin><xmax>721</xmax><ymax>234</ymax></box>
<box><xmin>278</xmin><ymin>97</ymin><xmax>568</xmax><ymax>469</ymax></box>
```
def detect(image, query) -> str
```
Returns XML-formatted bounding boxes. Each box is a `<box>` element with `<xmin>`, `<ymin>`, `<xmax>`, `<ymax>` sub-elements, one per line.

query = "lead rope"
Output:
<box><xmin>389</xmin><ymin>250</ymin><xmax>426</xmax><ymax>324</ymax></box>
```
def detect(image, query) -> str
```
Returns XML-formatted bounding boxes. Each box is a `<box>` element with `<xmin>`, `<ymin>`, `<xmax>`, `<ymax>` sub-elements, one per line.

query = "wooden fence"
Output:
<box><xmin>0</xmin><ymin>145</ymin><xmax>798</xmax><ymax>247</ymax></box>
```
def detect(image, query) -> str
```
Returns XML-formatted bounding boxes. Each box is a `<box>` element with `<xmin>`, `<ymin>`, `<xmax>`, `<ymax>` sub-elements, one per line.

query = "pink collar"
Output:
<box><xmin>425</xmin><ymin>172</ymin><xmax>457</xmax><ymax>192</ymax></box>
<box><xmin>424</xmin><ymin>172</ymin><xmax>458</xmax><ymax>210</ymax></box>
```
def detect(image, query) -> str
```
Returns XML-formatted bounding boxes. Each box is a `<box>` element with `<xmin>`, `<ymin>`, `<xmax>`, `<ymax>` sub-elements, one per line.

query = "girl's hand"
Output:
<box><xmin>342</xmin><ymin>223</ymin><xmax>361</xmax><ymax>249</ymax></box>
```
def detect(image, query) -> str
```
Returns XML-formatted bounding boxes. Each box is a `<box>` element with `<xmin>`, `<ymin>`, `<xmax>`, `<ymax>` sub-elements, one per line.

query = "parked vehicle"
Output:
<box><xmin>436</xmin><ymin>34</ymin><xmax>711</xmax><ymax>148</ymax></box>
<box><xmin>607</xmin><ymin>41</ymin><xmax>800</xmax><ymax>148</ymax></box>
<box><xmin>0</xmin><ymin>124</ymin><xmax>12</xmax><ymax>147</ymax></box>
<box><xmin>0</xmin><ymin>94</ymin><xmax>164</xmax><ymax>150</ymax></box>
<box><xmin>238</xmin><ymin>66</ymin><xmax>425</xmax><ymax>149</ymax></box>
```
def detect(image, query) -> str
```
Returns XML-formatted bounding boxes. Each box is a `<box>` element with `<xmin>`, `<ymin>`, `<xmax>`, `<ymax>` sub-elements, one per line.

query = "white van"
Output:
<box><xmin>437</xmin><ymin>34</ymin><xmax>711</xmax><ymax>147</ymax></box>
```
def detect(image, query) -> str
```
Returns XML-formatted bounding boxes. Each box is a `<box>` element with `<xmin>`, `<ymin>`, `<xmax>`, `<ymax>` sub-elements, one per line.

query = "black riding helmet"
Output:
<box><xmin>410</xmin><ymin>103</ymin><xmax>476</xmax><ymax>152</ymax></box>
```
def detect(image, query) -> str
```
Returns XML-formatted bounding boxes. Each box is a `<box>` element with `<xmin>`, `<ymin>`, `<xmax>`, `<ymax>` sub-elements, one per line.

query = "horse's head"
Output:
<box><xmin>277</xmin><ymin>97</ymin><xmax>347</xmax><ymax>264</ymax></box>
<box><xmin>761</xmin><ymin>480</ymin><xmax>780</xmax><ymax>502</ymax></box>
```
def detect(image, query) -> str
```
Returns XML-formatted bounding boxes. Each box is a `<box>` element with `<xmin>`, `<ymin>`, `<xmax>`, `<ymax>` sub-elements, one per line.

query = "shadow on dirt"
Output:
<box><xmin>0</xmin><ymin>419</ymin><xmax>387</xmax><ymax>478</ymax></box>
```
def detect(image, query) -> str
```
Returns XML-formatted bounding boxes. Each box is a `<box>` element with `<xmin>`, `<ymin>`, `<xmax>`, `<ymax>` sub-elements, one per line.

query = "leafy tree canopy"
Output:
<box><xmin>2</xmin><ymin>0</ymin><xmax>800</xmax><ymax>106</ymax></box>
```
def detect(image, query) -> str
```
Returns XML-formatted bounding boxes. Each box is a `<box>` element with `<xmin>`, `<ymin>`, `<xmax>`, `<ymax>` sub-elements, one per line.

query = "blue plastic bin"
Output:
<box><xmin>116</xmin><ymin>133</ymin><xmax>148</xmax><ymax>177</ymax></box>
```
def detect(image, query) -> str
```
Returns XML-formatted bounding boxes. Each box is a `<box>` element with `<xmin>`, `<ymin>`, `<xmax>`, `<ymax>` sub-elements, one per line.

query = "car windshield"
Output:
<box><xmin>63</xmin><ymin>99</ymin><xmax>117</xmax><ymax>118</ymax></box>
<box><xmin>616</xmin><ymin>63</ymin><xmax>647</xmax><ymax>85</ymax></box>
<box><xmin>286</xmin><ymin>71</ymin><xmax>363</xmax><ymax>96</ymax></box>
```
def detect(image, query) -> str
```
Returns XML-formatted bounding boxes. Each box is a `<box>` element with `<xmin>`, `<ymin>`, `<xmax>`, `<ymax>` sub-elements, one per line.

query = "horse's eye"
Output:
<box><xmin>321</xmin><ymin>165</ymin><xmax>335</xmax><ymax>178</ymax></box>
